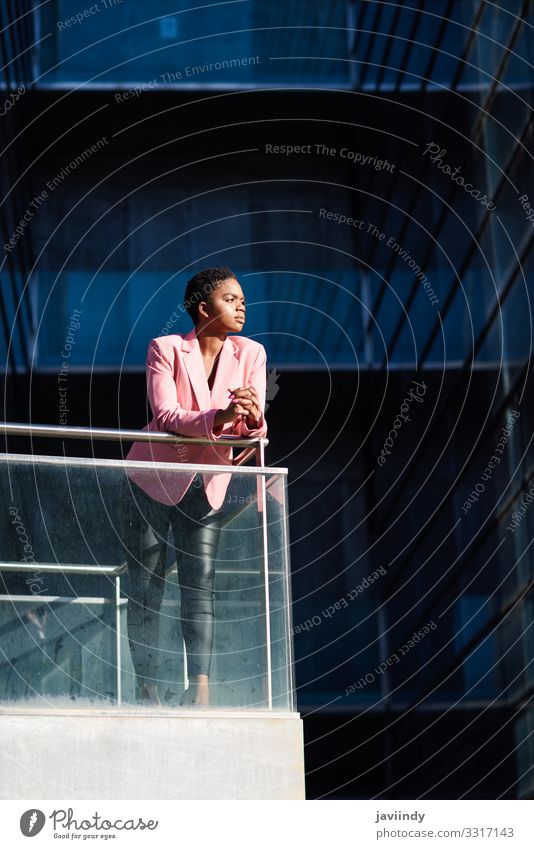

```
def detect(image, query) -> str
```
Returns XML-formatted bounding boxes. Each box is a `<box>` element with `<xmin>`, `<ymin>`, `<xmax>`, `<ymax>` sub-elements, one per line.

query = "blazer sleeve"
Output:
<box><xmin>146</xmin><ymin>339</ymin><xmax>221</xmax><ymax>438</ymax></box>
<box><xmin>231</xmin><ymin>343</ymin><xmax>268</xmax><ymax>438</ymax></box>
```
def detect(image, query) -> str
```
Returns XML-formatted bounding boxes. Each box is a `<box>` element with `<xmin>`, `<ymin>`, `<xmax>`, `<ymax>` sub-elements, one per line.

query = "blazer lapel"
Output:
<box><xmin>210</xmin><ymin>335</ymin><xmax>239</xmax><ymax>410</ymax></box>
<box><xmin>181</xmin><ymin>330</ymin><xmax>239</xmax><ymax>412</ymax></box>
<box><xmin>181</xmin><ymin>330</ymin><xmax>210</xmax><ymax>410</ymax></box>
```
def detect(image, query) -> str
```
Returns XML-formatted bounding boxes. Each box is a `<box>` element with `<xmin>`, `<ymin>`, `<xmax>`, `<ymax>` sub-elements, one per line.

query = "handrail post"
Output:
<box><xmin>115</xmin><ymin>575</ymin><xmax>122</xmax><ymax>707</ymax></box>
<box><xmin>256</xmin><ymin>438</ymin><xmax>272</xmax><ymax>708</ymax></box>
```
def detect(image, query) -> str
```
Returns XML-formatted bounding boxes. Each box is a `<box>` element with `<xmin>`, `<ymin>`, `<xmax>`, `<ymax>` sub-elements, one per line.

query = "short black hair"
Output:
<box><xmin>183</xmin><ymin>267</ymin><xmax>237</xmax><ymax>324</ymax></box>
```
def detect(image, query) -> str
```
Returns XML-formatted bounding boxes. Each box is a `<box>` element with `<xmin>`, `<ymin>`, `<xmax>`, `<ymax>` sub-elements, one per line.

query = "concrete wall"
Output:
<box><xmin>0</xmin><ymin>708</ymin><xmax>305</xmax><ymax>800</ymax></box>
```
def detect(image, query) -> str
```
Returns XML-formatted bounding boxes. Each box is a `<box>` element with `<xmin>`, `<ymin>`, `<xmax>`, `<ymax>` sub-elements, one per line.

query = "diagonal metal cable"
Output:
<box><xmin>374</xmin><ymin>1</ymin><xmax>404</xmax><ymax>92</ymax></box>
<box><xmin>362</xmin><ymin>0</ymin><xmax>487</xmax><ymax>331</ymax></box>
<box><xmin>374</xmin><ymin>112</ymin><xmax>533</xmax><ymax>541</ymax></box>
<box><xmin>377</xmin><ymin>0</ymin><xmax>530</xmax><ymax>361</ymax></box>
<box><xmin>358</xmin><ymin>0</ymin><xmax>387</xmax><ymax>91</ymax></box>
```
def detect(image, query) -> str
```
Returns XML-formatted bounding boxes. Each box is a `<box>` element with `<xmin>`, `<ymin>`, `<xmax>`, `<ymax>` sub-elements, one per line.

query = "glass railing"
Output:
<box><xmin>0</xmin><ymin>426</ymin><xmax>294</xmax><ymax>711</ymax></box>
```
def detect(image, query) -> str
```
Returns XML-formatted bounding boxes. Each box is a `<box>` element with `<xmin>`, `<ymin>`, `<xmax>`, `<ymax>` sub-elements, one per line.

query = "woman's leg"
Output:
<box><xmin>170</xmin><ymin>480</ymin><xmax>224</xmax><ymax>705</ymax></box>
<box><xmin>120</xmin><ymin>479</ymin><xmax>171</xmax><ymax>703</ymax></box>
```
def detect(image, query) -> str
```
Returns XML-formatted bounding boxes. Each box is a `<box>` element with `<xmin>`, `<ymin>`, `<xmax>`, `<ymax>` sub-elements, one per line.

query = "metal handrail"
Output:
<box><xmin>0</xmin><ymin>422</ymin><xmax>267</xmax><ymax>449</ymax></box>
<box><xmin>1</xmin><ymin>422</ymin><xmax>268</xmax><ymax>467</ymax></box>
<box><xmin>0</xmin><ymin>561</ymin><xmax>127</xmax><ymax>576</ymax></box>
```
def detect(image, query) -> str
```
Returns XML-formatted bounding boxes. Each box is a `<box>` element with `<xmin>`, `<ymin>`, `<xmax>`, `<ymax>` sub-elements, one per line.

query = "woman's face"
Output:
<box><xmin>200</xmin><ymin>278</ymin><xmax>246</xmax><ymax>333</ymax></box>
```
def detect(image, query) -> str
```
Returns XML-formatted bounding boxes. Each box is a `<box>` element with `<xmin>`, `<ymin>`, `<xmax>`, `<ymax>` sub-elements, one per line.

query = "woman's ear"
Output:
<box><xmin>197</xmin><ymin>299</ymin><xmax>210</xmax><ymax>320</ymax></box>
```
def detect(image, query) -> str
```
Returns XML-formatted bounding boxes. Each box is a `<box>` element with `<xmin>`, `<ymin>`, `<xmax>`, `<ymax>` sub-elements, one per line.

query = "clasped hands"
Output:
<box><xmin>214</xmin><ymin>385</ymin><xmax>262</xmax><ymax>428</ymax></box>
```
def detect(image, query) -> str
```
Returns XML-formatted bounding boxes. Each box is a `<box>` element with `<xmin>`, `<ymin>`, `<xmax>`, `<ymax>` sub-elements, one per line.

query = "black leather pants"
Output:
<box><xmin>121</xmin><ymin>475</ymin><xmax>224</xmax><ymax>687</ymax></box>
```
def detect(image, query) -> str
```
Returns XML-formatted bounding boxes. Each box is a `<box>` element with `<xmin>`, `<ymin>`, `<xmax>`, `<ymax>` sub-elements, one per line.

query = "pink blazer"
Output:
<box><xmin>125</xmin><ymin>328</ymin><xmax>268</xmax><ymax>508</ymax></box>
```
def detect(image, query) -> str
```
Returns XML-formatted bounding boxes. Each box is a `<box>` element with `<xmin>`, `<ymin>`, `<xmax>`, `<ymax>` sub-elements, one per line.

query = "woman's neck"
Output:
<box><xmin>195</xmin><ymin>326</ymin><xmax>226</xmax><ymax>358</ymax></box>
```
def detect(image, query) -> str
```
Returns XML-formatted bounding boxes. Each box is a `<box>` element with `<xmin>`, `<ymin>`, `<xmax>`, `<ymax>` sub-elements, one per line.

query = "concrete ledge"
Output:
<box><xmin>0</xmin><ymin>709</ymin><xmax>305</xmax><ymax>800</ymax></box>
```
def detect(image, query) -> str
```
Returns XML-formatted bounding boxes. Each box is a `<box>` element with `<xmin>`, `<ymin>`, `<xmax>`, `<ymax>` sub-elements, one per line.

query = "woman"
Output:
<box><xmin>122</xmin><ymin>267</ymin><xmax>267</xmax><ymax>707</ymax></box>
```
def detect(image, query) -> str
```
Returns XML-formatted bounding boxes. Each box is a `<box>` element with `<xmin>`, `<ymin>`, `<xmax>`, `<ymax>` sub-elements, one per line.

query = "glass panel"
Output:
<box><xmin>0</xmin><ymin>600</ymin><xmax>120</xmax><ymax>703</ymax></box>
<box><xmin>0</xmin><ymin>454</ymin><xmax>294</xmax><ymax>711</ymax></box>
<box><xmin>265</xmin><ymin>474</ymin><xmax>294</xmax><ymax>710</ymax></box>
